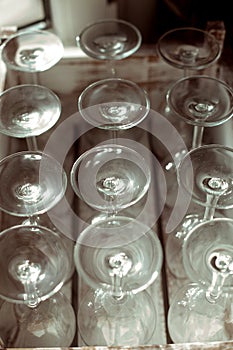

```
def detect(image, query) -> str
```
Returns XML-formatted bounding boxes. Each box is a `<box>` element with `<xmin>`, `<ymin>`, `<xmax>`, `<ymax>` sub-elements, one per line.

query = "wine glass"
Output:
<box><xmin>0</xmin><ymin>84</ymin><xmax>61</xmax><ymax>150</ymax></box>
<box><xmin>78</xmin><ymin>78</ymin><xmax>150</xmax><ymax>131</ymax></box>
<box><xmin>0</xmin><ymin>224</ymin><xmax>70</xmax><ymax>306</ymax></box>
<box><xmin>157</xmin><ymin>27</ymin><xmax>221</xmax><ymax>77</ymax></box>
<box><xmin>167</xmin><ymin>75</ymin><xmax>233</xmax><ymax>150</ymax></box>
<box><xmin>74</xmin><ymin>215</ymin><xmax>163</xmax><ymax>346</ymax></box>
<box><xmin>1</xmin><ymin>29</ymin><xmax>64</xmax><ymax>83</ymax></box>
<box><xmin>0</xmin><ymin>150</ymin><xmax>67</xmax><ymax>220</ymax></box>
<box><xmin>70</xmin><ymin>143</ymin><xmax>151</xmax><ymax>214</ymax></box>
<box><xmin>163</xmin><ymin>75</ymin><xmax>233</xmax><ymax>207</ymax></box>
<box><xmin>179</xmin><ymin>144</ymin><xmax>233</xmax><ymax>214</ymax></box>
<box><xmin>0</xmin><ymin>224</ymin><xmax>75</xmax><ymax>347</ymax></box>
<box><xmin>166</xmin><ymin>144</ymin><xmax>233</xmax><ymax>278</ymax></box>
<box><xmin>76</xmin><ymin>19</ymin><xmax>141</xmax><ymax>76</ymax></box>
<box><xmin>168</xmin><ymin>218</ymin><xmax>233</xmax><ymax>342</ymax></box>
<box><xmin>0</xmin><ymin>291</ymin><xmax>76</xmax><ymax>347</ymax></box>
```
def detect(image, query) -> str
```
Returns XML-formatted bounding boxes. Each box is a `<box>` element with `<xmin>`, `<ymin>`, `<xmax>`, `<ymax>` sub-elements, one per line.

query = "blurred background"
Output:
<box><xmin>0</xmin><ymin>0</ymin><xmax>233</xmax><ymax>48</ymax></box>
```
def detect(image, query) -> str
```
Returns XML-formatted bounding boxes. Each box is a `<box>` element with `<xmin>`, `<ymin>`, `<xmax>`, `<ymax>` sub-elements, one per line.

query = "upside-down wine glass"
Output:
<box><xmin>157</xmin><ymin>27</ymin><xmax>220</xmax><ymax>77</ymax></box>
<box><xmin>167</xmin><ymin>75</ymin><xmax>233</xmax><ymax>151</ymax></box>
<box><xmin>70</xmin><ymin>143</ymin><xmax>151</xmax><ymax>216</ymax></box>
<box><xmin>163</xmin><ymin>75</ymin><xmax>233</xmax><ymax>207</ymax></box>
<box><xmin>78</xmin><ymin>77</ymin><xmax>150</xmax><ymax>140</ymax></box>
<box><xmin>76</xmin><ymin>19</ymin><xmax>141</xmax><ymax>76</ymax></box>
<box><xmin>0</xmin><ymin>84</ymin><xmax>61</xmax><ymax>150</ymax></box>
<box><xmin>0</xmin><ymin>150</ymin><xmax>66</xmax><ymax>222</ymax></box>
<box><xmin>168</xmin><ymin>218</ymin><xmax>233</xmax><ymax>343</ymax></box>
<box><xmin>74</xmin><ymin>215</ymin><xmax>163</xmax><ymax>346</ymax></box>
<box><xmin>166</xmin><ymin>144</ymin><xmax>233</xmax><ymax>278</ymax></box>
<box><xmin>0</xmin><ymin>224</ymin><xmax>75</xmax><ymax>347</ymax></box>
<box><xmin>1</xmin><ymin>29</ymin><xmax>64</xmax><ymax>84</ymax></box>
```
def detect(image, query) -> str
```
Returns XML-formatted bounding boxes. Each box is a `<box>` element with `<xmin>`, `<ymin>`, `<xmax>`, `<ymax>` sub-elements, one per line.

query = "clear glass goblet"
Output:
<box><xmin>76</xmin><ymin>19</ymin><xmax>141</xmax><ymax>76</ymax></box>
<box><xmin>179</xmin><ymin>144</ymin><xmax>233</xmax><ymax>214</ymax></box>
<box><xmin>74</xmin><ymin>215</ymin><xmax>163</xmax><ymax>346</ymax></box>
<box><xmin>168</xmin><ymin>218</ymin><xmax>233</xmax><ymax>343</ymax></box>
<box><xmin>70</xmin><ymin>143</ymin><xmax>151</xmax><ymax>214</ymax></box>
<box><xmin>78</xmin><ymin>78</ymin><xmax>150</xmax><ymax>131</ymax></box>
<box><xmin>1</xmin><ymin>29</ymin><xmax>64</xmax><ymax>83</ymax></box>
<box><xmin>0</xmin><ymin>224</ymin><xmax>70</xmax><ymax>306</ymax></box>
<box><xmin>0</xmin><ymin>291</ymin><xmax>76</xmax><ymax>347</ymax></box>
<box><xmin>0</xmin><ymin>84</ymin><xmax>61</xmax><ymax>150</ymax></box>
<box><xmin>167</xmin><ymin>75</ymin><xmax>233</xmax><ymax>150</ymax></box>
<box><xmin>0</xmin><ymin>150</ymin><xmax>67</xmax><ymax>219</ymax></box>
<box><xmin>166</xmin><ymin>144</ymin><xmax>233</xmax><ymax>278</ymax></box>
<box><xmin>157</xmin><ymin>27</ymin><xmax>220</xmax><ymax>76</ymax></box>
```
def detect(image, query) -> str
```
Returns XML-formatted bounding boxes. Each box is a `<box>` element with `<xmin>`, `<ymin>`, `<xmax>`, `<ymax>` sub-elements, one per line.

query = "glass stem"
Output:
<box><xmin>17</xmin><ymin>260</ymin><xmax>41</xmax><ymax>308</ymax></box>
<box><xmin>206</xmin><ymin>252</ymin><xmax>233</xmax><ymax>303</ymax></box>
<box><xmin>109</xmin><ymin>252</ymin><xmax>131</xmax><ymax>299</ymax></box>
<box><xmin>203</xmin><ymin>193</ymin><xmax>219</xmax><ymax>220</ymax></box>
<box><xmin>24</xmin><ymin>279</ymin><xmax>39</xmax><ymax>308</ymax></box>
<box><xmin>31</xmin><ymin>71</ymin><xmax>39</xmax><ymax>84</ymax></box>
<box><xmin>26</xmin><ymin>136</ymin><xmax>38</xmax><ymax>151</ymax></box>
<box><xmin>107</xmin><ymin>59</ymin><xmax>116</xmax><ymax>77</ymax></box>
<box><xmin>206</xmin><ymin>268</ymin><xmax>227</xmax><ymax>303</ymax></box>
<box><xmin>191</xmin><ymin>125</ymin><xmax>204</xmax><ymax>149</ymax></box>
<box><xmin>183</xmin><ymin>68</ymin><xmax>193</xmax><ymax>77</ymax></box>
<box><xmin>111</xmin><ymin>129</ymin><xmax>118</xmax><ymax>143</ymax></box>
<box><xmin>112</xmin><ymin>273</ymin><xmax>123</xmax><ymax>299</ymax></box>
<box><xmin>22</xmin><ymin>215</ymin><xmax>40</xmax><ymax>226</ymax></box>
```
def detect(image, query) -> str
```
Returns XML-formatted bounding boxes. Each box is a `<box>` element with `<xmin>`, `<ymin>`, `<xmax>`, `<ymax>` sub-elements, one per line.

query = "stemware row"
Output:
<box><xmin>0</xmin><ymin>28</ymin><xmax>78</xmax><ymax>347</ymax></box>
<box><xmin>72</xmin><ymin>20</ymin><xmax>165</xmax><ymax>345</ymax></box>
<box><xmin>157</xmin><ymin>26</ymin><xmax>233</xmax><ymax>344</ymax></box>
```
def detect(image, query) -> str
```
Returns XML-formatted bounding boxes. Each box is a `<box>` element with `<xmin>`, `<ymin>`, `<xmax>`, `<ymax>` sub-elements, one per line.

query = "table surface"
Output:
<box><xmin>1</xmin><ymin>38</ymin><xmax>233</xmax><ymax>349</ymax></box>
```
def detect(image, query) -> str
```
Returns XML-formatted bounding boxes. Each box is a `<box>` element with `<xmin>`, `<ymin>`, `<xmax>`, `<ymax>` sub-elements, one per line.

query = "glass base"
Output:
<box><xmin>0</xmin><ymin>292</ymin><xmax>75</xmax><ymax>347</ymax></box>
<box><xmin>78</xmin><ymin>288</ymin><xmax>156</xmax><ymax>346</ymax></box>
